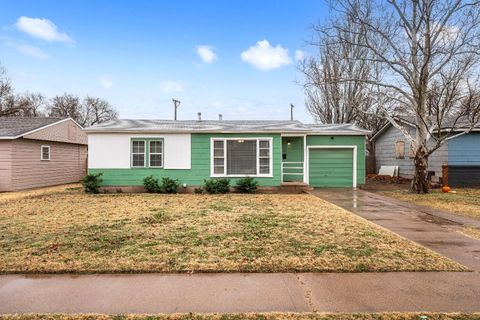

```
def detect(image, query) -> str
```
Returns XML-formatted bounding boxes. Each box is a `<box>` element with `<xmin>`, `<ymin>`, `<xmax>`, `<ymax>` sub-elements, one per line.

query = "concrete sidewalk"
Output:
<box><xmin>1</xmin><ymin>272</ymin><xmax>480</xmax><ymax>314</ymax></box>
<box><xmin>311</xmin><ymin>189</ymin><xmax>480</xmax><ymax>271</ymax></box>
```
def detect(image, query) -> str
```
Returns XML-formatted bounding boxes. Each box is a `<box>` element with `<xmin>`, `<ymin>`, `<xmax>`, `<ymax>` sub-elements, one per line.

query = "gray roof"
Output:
<box><xmin>372</xmin><ymin>115</ymin><xmax>480</xmax><ymax>141</ymax></box>
<box><xmin>84</xmin><ymin>119</ymin><xmax>370</xmax><ymax>135</ymax></box>
<box><xmin>0</xmin><ymin>117</ymin><xmax>67</xmax><ymax>138</ymax></box>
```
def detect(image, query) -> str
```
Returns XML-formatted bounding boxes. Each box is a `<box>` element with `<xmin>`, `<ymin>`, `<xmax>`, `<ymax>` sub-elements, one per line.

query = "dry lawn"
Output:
<box><xmin>1</xmin><ymin>313</ymin><xmax>479</xmax><ymax>320</ymax></box>
<box><xmin>381</xmin><ymin>188</ymin><xmax>480</xmax><ymax>220</ymax></box>
<box><xmin>0</xmin><ymin>188</ymin><xmax>464</xmax><ymax>273</ymax></box>
<box><xmin>460</xmin><ymin>227</ymin><xmax>480</xmax><ymax>241</ymax></box>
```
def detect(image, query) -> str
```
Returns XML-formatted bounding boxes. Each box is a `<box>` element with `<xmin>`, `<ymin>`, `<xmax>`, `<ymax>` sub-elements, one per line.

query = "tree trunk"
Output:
<box><xmin>411</xmin><ymin>145</ymin><xmax>430</xmax><ymax>194</ymax></box>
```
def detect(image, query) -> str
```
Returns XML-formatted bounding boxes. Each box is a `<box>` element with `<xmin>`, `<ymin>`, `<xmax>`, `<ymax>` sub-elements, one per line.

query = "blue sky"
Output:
<box><xmin>0</xmin><ymin>1</ymin><xmax>327</xmax><ymax>122</ymax></box>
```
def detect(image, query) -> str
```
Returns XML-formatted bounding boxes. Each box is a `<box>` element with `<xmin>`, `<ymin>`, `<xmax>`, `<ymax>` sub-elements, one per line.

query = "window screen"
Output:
<box><xmin>226</xmin><ymin>140</ymin><xmax>257</xmax><ymax>175</ymax></box>
<box><xmin>132</xmin><ymin>140</ymin><xmax>145</xmax><ymax>167</ymax></box>
<box><xmin>258</xmin><ymin>140</ymin><xmax>270</xmax><ymax>174</ymax></box>
<box><xmin>213</xmin><ymin>140</ymin><xmax>225</xmax><ymax>174</ymax></box>
<box><xmin>149</xmin><ymin>140</ymin><xmax>163</xmax><ymax>167</ymax></box>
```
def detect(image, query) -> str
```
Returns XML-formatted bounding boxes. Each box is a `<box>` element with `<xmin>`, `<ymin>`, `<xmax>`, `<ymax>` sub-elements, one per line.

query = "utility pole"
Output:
<box><xmin>172</xmin><ymin>98</ymin><xmax>181</xmax><ymax>120</ymax></box>
<box><xmin>290</xmin><ymin>103</ymin><xmax>295</xmax><ymax>121</ymax></box>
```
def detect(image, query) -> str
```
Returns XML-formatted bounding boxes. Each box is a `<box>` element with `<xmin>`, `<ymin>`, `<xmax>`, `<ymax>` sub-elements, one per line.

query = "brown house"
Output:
<box><xmin>0</xmin><ymin>117</ymin><xmax>87</xmax><ymax>192</ymax></box>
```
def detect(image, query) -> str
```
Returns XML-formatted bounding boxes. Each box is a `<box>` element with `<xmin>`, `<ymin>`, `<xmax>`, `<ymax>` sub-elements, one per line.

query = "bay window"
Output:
<box><xmin>211</xmin><ymin>138</ymin><xmax>272</xmax><ymax>177</ymax></box>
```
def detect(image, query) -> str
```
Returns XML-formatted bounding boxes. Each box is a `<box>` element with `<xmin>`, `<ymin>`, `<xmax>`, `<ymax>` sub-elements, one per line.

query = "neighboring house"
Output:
<box><xmin>0</xmin><ymin>117</ymin><xmax>88</xmax><ymax>192</ymax></box>
<box><xmin>84</xmin><ymin>119</ymin><xmax>370</xmax><ymax>190</ymax></box>
<box><xmin>372</xmin><ymin>117</ymin><xmax>480</xmax><ymax>186</ymax></box>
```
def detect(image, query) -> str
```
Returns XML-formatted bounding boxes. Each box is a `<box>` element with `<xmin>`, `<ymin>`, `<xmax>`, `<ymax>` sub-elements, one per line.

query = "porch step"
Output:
<box><xmin>279</xmin><ymin>182</ymin><xmax>312</xmax><ymax>193</ymax></box>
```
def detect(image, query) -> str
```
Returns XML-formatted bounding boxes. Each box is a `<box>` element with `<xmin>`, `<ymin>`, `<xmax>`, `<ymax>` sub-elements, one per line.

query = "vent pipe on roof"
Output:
<box><xmin>219</xmin><ymin>114</ymin><xmax>223</xmax><ymax>121</ymax></box>
<box><xmin>197</xmin><ymin>112</ymin><xmax>202</xmax><ymax>121</ymax></box>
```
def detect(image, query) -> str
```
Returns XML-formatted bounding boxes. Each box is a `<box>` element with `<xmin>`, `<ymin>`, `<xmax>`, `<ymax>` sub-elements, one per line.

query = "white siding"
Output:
<box><xmin>88</xmin><ymin>133</ymin><xmax>191</xmax><ymax>169</ymax></box>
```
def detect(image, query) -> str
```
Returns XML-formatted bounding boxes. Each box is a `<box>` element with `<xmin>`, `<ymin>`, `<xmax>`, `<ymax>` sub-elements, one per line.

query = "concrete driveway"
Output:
<box><xmin>310</xmin><ymin>188</ymin><xmax>480</xmax><ymax>271</ymax></box>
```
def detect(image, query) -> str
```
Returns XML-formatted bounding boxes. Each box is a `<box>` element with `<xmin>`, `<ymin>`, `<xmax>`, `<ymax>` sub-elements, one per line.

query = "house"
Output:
<box><xmin>0</xmin><ymin>117</ymin><xmax>88</xmax><ymax>192</ymax></box>
<box><xmin>84</xmin><ymin>119</ymin><xmax>370</xmax><ymax>191</ymax></box>
<box><xmin>372</xmin><ymin>117</ymin><xmax>480</xmax><ymax>187</ymax></box>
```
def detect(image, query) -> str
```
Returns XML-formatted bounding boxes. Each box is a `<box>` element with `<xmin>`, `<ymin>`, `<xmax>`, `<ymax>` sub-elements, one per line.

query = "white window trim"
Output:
<box><xmin>305</xmin><ymin>145</ymin><xmax>358</xmax><ymax>188</ymax></box>
<box><xmin>131</xmin><ymin>140</ymin><xmax>146</xmax><ymax>168</ymax></box>
<box><xmin>210</xmin><ymin>137</ymin><xmax>273</xmax><ymax>178</ymax></box>
<box><xmin>40</xmin><ymin>145</ymin><xmax>50</xmax><ymax>161</ymax></box>
<box><xmin>149</xmin><ymin>140</ymin><xmax>164</xmax><ymax>168</ymax></box>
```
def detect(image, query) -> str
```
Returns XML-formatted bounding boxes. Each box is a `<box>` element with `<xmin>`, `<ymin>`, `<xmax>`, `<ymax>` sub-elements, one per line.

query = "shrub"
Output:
<box><xmin>143</xmin><ymin>175</ymin><xmax>161</xmax><ymax>193</ymax></box>
<box><xmin>235</xmin><ymin>177</ymin><xmax>258</xmax><ymax>193</ymax></box>
<box><xmin>161</xmin><ymin>177</ymin><xmax>180</xmax><ymax>194</ymax></box>
<box><xmin>82</xmin><ymin>172</ymin><xmax>103</xmax><ymax>194</ymax></box>
<box><xmin>193</xmin><ymin>187</ymin><xmax>204</xmax><ymax>194</ymax></box>
<box><xmin>204</xmin><ymin>178</ymin><xmax>230</xmax><ymax>194</ymax></box>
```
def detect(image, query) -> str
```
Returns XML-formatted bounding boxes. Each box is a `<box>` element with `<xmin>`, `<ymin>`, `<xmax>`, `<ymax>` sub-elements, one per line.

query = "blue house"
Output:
<box><xmin>372</xmin><ymin>117</ymin><xmax>480</xmax><ymax>187</ymax></box>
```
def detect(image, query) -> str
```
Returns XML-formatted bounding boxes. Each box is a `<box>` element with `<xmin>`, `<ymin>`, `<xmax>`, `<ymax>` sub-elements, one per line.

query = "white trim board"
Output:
<box><xmin>306</xmin><ymin>145</ymin><xmax>358</xmax><ymax>188</ymax></box>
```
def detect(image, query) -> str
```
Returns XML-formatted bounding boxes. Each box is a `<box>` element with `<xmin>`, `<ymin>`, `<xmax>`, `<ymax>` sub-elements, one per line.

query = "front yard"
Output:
<box><xmin>0</xmin><ymin>186</ymin><xmax>463</xmax><ymax>273</ymax></box>
<box><xmin>381</xmin><ymin>188</ymin><xmax>480</xmax><ymax>220</ymax></box>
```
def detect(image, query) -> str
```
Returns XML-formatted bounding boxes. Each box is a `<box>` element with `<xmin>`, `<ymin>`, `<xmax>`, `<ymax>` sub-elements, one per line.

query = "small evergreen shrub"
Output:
<box><xmin>235</xmin><ymin>177</ymin><xmax>258</xmax><ymax>193</ymax></box>
<box><xmin>193</xmin><ymin>187</ymin><xmax>204</xmax><ymax>194</ymax></box>
<box><xmin>143</xmin><ymin>175</ymin><xmax>161</xmax><ymax>193</ymax></box>
<box><xmin>161</xmin><ymin>177</ymin><xmax>180</xmax><ymax>194</ymax></box>
<box><xmin>82</xmin><ymin>172</ymin><xmax>103</xmax><ymax>194</ymax></box>
<box><xmin>204</xmin><ymin>178</ymin><xmax>230</xmax><ymax>194</ymax></box>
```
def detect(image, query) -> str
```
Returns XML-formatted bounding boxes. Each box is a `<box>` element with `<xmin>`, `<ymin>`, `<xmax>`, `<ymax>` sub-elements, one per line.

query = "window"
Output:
<box><xmin>259</xmin><ymin>140</ymin><xmax>270</xmax><ymax>174</ymax></box>
<box><xmin>211</xmin><ymin>138</ymin><xmax>272</xmax><ymax>177</ymax></box>
<box><xmin>41</xmin><ymin>145</ymin><xmax>50</xmax><ymax>161</ymax></box>
<box><xmin>213</xmin><ymin>140</ymin><xmax>225</xmax><ymax>174</ymax></box>
<box><xmin>131</xmin><ymin>139</ymin><xmax>164</xmax><ymax>168</ymax></box>
<box><xmin>132</xmin><ymin>140</ymin><xmax>146</xmax><ymax>167</ymax></box>
<box><xmin>149</xmin><ymin>140</ymin><xmax>163</xmax><ymax>167</ymax></box>
<box><xmin>395</xmin><ymin>141</ymin><xmax>405</xmax><ymax>159</ymax></box>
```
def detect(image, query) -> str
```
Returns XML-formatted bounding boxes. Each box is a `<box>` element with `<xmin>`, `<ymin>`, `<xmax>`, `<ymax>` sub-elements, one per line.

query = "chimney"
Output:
<box><xmin>219</xmin><ymin>114</ymin><xmax>223</xmax><ymax>121</ymax></box>
<box><xmin>197</xmin><ymin>112</ymin><xmax>202</xmax><ymax>121</ymax></box>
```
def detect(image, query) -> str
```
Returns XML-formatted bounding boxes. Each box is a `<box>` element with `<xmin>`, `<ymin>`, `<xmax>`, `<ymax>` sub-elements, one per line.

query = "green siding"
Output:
<box><xmin>307</xmin><ymin>135</ymin><xmax>366</xmax><ymax>186</ymax></box>
<box><xmin>89</xmin><ymin>133</ymin><xmax>366</xmax><ymax>188</ymax></box>
<box><xmin>90</xmin><ymin>133</ymin><xmax>282</xmax><ymax>187</ymax></box>
<box><xmin>281</xmin><ymin>137</ymin><xmax>304</xmax><ymax>182</ymax></box>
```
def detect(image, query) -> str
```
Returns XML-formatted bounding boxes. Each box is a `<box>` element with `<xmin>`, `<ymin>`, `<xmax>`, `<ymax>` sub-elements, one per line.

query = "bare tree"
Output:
<box><xmin>82</xmin><ymin>96</ymin><xmax>118</xmax><ymax>127</ymax></box>
<box><xmin>47</xmin><ymin>93</ymin><xmax>118</xmax><ymax>127</ymax></box>
<box><xmin>47</xmin><ymin>93</ymin><xmax>82</xmax><ymax>122</ymax></box>
<box><xmin>0</xmin><ymin>65</ymin><xmax>17</xmax><ymax>117</ymax></box>
<box><xmin>14</xmin><ymin>92</ymin><xmax>47</xmax><ymax>117</ymax></box>
<box><xmin>300</xmin><ymin>3</ymin><xmax>388</xmax><ymax>154</ymax></box>
<box><xmin>328</xmin><ymin>0</ymin><xmax>480</xmax><ymax>193</ymax></box>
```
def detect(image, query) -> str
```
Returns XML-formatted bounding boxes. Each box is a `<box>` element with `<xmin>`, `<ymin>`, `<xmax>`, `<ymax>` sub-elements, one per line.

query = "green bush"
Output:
<box><xmin>143</xmin><ymin>175</ymin><xmax>161</xmax><ymax>193</ymax></box>
<box><xmin>193</xmin><ymin>187</ymin><xmax>204</xmax><ymax>194</ymax></box>
<box><xmin>82</xmin><ymin>173</ymin><xmax>103</xmax><ymax>194</ymax></box>
<box><xmin>235</xmin><ymin>177</ymin><xmax>258</xmax><ymax>193</ymax></box>
<box><xmin>161</xmin><ymin>177</ymin><xmax>180</xmax><ymax>194</ymax></box>
<box><xmin>204</xmin><ymin>178</ymin><xmax>230</xmax><ymax>194</ymax></box>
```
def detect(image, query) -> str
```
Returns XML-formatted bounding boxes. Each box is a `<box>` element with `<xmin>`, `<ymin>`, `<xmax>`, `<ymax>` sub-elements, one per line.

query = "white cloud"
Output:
<box><xmin>240</xmin><ymin>40</ymin><xmax>292</xmax><ymax>71</ymax></box>
<box><xmin>5</xmin><ymin>41</ymin><xmax>49</xmax><ymax>59</ymax></box>
<box><xmin>99</xmin><ymin>75</ymin><xmax>113</xmax><ymax>89</ymax></box>
<box><xmin>15</xmin><ymin>16</ymin><xmax>74</xmax><ymax>43</ymax></box>
<box><xmin>295</xmin><ymin>50</ymin><xmax>306</xmax><ymax>62</ymax></box>
<box><xmin>196</xmin><ymin>45</ymin><xmax>217</xmax><ymax>64</ymax></box>
<box><xmin>158</xmin><ymin>80</ymin><xmax>184</xmax><ymax>93</ymax></box>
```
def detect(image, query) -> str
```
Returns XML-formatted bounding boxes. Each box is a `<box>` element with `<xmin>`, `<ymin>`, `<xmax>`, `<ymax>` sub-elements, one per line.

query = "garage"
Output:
<box><xmin>308</xmin><ymin>147</ymin><xmax>356</xmax><ymax>187</ymax></box>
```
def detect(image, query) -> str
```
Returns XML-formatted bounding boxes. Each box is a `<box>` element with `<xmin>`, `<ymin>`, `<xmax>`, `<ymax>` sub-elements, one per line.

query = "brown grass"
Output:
<box><xmin>1</xmin><ymin>313</ymin><xmax>479</xmax><ymax>320</ymax></box>
<box><xmin>381</xmin><ymin>188</ymin><xmax>480</xmax><ymax>220</ymax></box>
<box><xmin>0</xmin><ymin>188</ymin><xmax>464</xmax><ymax>273</ymax></box>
